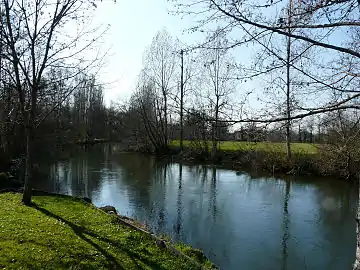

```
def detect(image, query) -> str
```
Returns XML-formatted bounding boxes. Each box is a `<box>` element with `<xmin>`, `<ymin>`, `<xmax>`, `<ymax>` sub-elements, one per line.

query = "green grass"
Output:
<box><xmin>0</xmin><ymin>193</ymin><xmax>212</xmax><ymax>270</ymax></box>
<box><xmin>171</xmin><ymin>140</ymin><xmax>319</xmax><ymax>155</ymax></box>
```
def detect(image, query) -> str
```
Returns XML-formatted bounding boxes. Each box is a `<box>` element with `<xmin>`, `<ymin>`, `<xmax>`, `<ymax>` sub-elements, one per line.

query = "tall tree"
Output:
<box><xmin>201</xmin><ymin>32</ymin><xmax>237</xmax><ymax>158</ymax></box>
<box><xmin>143</xmin><ymin>29</ymin><xmax>177</xmax><ymax>147</ymax></box>
<box><xmin>1</xmin><ymin>0</ymin><xmax>105</xmax><ymax>204</ymax></box>
<box><xmin>285</xmin><ymin>0</ymin><xmax>294</xmax><ymax>159</ymax></box>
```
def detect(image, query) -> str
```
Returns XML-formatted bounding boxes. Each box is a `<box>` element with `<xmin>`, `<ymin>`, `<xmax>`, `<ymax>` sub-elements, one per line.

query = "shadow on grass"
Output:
<box><xmin>32</xmin><ymin>203</ymin><xmax>170</xmax><ymax>270</ymax></box>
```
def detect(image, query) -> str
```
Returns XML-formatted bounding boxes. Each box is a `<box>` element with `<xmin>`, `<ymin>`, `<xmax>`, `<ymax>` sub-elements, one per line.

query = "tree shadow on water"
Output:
<box><xmin>32</xmin><ymin>204</ymin><xmax>168</xmax><ymax>270</ymax></box>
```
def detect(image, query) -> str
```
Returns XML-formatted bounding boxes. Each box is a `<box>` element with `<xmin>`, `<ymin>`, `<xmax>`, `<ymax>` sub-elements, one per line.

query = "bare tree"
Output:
<box><xmin>131</xmin><ymin>73</ymin><xmax>167</xmax><ymax>151</ymax></box>
<box><xmin>201</xmin><ymin>32</ymin><xmax>237</xmax><ymax>158</ymax></box>
<box><xmin>1</xmin><ymin>0</ymin><xmax>106</xmax><ymax>204</ymax></box>
<box><xmin>143</xmin><ymin>29</ymin><xmax>177</xmax><ymax>147</ymax></box>
<box><xmin>170</xmin><ymin>45</ymin><xmax>200</xmax><ymax>150</ymax></box>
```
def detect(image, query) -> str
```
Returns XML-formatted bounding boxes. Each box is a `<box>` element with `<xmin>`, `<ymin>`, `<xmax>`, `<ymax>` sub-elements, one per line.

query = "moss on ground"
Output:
<box><xmin>0</xmin><ymin>193</ymin><xmax>212</xmax><ymax>270</ymax></box>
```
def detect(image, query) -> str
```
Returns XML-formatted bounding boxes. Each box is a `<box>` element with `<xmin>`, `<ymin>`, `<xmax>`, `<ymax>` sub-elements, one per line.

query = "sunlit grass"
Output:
<box><xmin>0</xmin><ymin>193</ymin><xmax>211</xmax><ymax>270</ymax></box>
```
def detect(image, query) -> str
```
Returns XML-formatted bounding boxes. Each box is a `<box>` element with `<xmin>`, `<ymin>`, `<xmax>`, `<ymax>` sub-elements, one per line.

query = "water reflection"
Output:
<box><xmin>35</xmin><ymin>144</ymin><xmax>357</xmax><ymax>270</ymax></box>
<box><xmin>211</xmin><ymin>167</ymin><xmax>217</xmax><ymax>222</ymax></box>
<box><xmin>281</xmin><ymin>180</ymin><xmax>290</xmax><ymax>270</ymax></box>
<box><xmin>175</xmin><ymin>164</ymin><xmax>183</xmax><ymax>240</ymax></box>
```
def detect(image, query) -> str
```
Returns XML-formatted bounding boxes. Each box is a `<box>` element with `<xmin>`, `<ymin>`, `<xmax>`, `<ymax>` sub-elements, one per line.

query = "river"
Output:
<box><xmin>35</xmin><ymin>144</ymin><xmax>357</xmax><ymax>270</ymax></box>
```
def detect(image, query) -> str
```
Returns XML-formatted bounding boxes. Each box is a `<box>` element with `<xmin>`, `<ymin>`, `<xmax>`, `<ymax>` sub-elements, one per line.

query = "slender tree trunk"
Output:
<box><xmin>22</xmin><ymin>86</ymin><xmax>37</xmax><ymax>205</ymax></box>
<box><xmin>354</xmin><ymin>178</ymin><xmax>360</xmax><ymax>270</ymax></box>
<box><xmin>211</xmin><ymin>49</ymin><xmax>221</xmax><ymax>159</ymax></box>
<box><xmin>3</xmin><ymin>85</ymin><xmax>11</xmax><ymax>155</ymax></box>
<box><xmin>285</xmin><ymin>0</ymin><xmax>293</xmax><ymax>160</ymax></box>
<box><xmin>164</xmin><ymin>93</ymin><xmax>168</xmax><ymax>146</ymax></box>
<box><xmin>180</xmin><ymin>50</ymin><xmax>184</xmax><ymax>151</ymax></box>
<box><xmin>212</xmin><ymin>97</ymin><xmax>219</xmax><ymax>159</ymax></box>
<box><xmin>160</xmin><ymin>54</ymin><xmax>168</xmax><ymax>148</ymax></box>
<box><xmin>22</xmin><ymin>125</ymin><xmax>33</xmax><ymax>205</ymax></box>
<box><xmin>211</xmin><ymin>122</ymin><xmax>216</xmax><ymax>158</ymax></box>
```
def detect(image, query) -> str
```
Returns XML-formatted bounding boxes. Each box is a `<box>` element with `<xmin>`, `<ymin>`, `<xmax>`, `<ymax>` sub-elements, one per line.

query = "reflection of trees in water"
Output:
<box><xmin>310</xmin><ymin>179</ymin><xmax>356</xmax><ymax>232</ymax></box>
<box><xmin>201</xmin><ymin>166</ymin><xmax>208</xmax><ymax>187</ymax></box>
<box><xmin>281</xmin><ymin>180</ymin><xmax>290</xmax><ymax>270</ymax></box>
<box><xmin>174</xmin><ymin>164</ymin><xmax>183</xmax><ymax>240</ymax></box>
<box><xmin>109</xmin><ymin>152</ymin><xmax>169</xmax><ymax>233</ymax></box>
<box><xmin>186</xmin><ymin>164</ymin><xmax>209</xmax><ymax>186</ymax></box>
<box><xmin>115</xmin><ymin>153</ymin><xmax>155</xmax><ymax>184</ymax></box>
<box><xmin>156</xmin><ymin>164</ymin><xmax>167</xmax><ymax>232</ymax></box>
<box><xmin>311</xmin><ymin>180</ymin><xmax>357</xmax><ymax>269</ymax></box>
<box><xmin>45</xmin><ymin>145</ymin><xmax>107</xmax><ymax>198</ymax></box>
<box><xmin>276</xmin><ymin>177</ymin><xmax>356</xmax><ymax>270</ymax></box>
<box><xmin>210</xmin><ymin>166</ymin><xmax>217</xmax><ymax>222</ymax></box>
<box><xmin>319</xmin><ymin>180</ymin><xmax>356</xmax><ymax>220</ymax></box>
<box><xmin>48</xmin><ymin>145</ymin><xmax>159</xmax><ymax>203</ymax></box>
<box><xmin>252</xmin><ymin>177</ymin><xmax>285</xmax><ymax>201</ymax></box>
<box><xmin>48</xmin><ymin>161</ymin><xmax>70</xmax><ymax>193</ymax></box>
<box><xmin>110</xmin><ymin>152</ymin><xmax>157</xmax><ymax>215</ymax></box>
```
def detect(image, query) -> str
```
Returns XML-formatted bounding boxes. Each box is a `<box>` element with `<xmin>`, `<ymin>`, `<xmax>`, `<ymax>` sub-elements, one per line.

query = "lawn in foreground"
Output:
<box><xmin>171</xmin><ymin>140</ymin><xmax>319</xmax><ymax>154</ymax></box>
<box><xmin>0</xmin><ymin>193</ymin><xmax>210</xmax><ymax>270</ymax></box>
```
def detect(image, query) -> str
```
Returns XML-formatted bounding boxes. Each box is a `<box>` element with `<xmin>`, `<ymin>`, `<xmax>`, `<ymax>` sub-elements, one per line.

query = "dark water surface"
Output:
<box><xmin>35</xmin><ymin>144</ymin><xmax>357</xmax><ymax>270</ymax></box>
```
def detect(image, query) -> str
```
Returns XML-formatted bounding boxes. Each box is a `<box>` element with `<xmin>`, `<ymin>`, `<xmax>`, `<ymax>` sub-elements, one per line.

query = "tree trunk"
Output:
<box><xmin>3</xmin><ymin>85</ymin><xmax>12</xmax><ymax>155</ymax></box>
<box><xmin>353</xmin><ymin>178</ymin><xmax>360</xmax><ymax>270</ymax></box>
<box><xmin>211</xmin><ymin>123</ymin><xmax>217</xmax><ymax>158</ymax></box>
<box><xmin>317</xmin><ymin>124</ymin><xmax>321</xmax><ymax>143</ymax></box>
<box><xmin>211</xmin><ymin>98</ymin><xmax>219</xmax><ymax>159</ymax></box>
<box><xmin>164</xmin><ymin>93</ymin><xmax>168</xmax><ymax>146</ymax></box>
<box><xmin>22</xmin><ymin>126</ymin><xmax>33</xmax><ymax>205</ymax></box>
<box><xmin>285</xmin><ymin>0</ymin><xmax>293</xmax><ymax>160</ymax></box>
<box><xmin>211</xmin><ymin>49</ymin><xmax>220</xmax><ymax>159</ymax></box>
<box><xmin>22</xmin><ymin>84</ymin><xmax>37</xmax><ymax>205</ymax></box>
<box><xmin>180</xmin><ymin>50</ymin><xmax>184</xmax><ymax>151</ymax></box>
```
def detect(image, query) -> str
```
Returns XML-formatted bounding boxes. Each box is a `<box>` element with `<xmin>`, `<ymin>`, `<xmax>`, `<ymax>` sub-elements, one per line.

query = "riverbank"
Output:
<box><xmin>166</xmin><ymin>147</ymin><xmax>316</xmax><ymax>174</ymax></box>
<box><xmin>162</xmin><ymin>142</ymin><xmax>357</xmax><ymax>180</ymax></box>
<box><xmin>0</xmin><ymin>192</ymin><xmax>215</xmax><ymax>269</ymax></box>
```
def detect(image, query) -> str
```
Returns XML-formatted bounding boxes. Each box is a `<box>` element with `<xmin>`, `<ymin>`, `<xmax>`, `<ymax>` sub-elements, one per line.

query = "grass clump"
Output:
<box><xmin>0</xmin><ymin>193</ymin><xmax>212</xmax><ymax>270</ymax></box>
<box><xmin>175</xmin><ymin>242</ymin><xmax>215</xmax><ymax>269</ymax></box>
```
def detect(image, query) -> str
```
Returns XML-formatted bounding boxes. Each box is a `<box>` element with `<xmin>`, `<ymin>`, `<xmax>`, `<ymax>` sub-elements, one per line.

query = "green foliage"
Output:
<box><xmin>0</xmin><ymin>193</ymin><xmax>211</xmax><ymax>270</ymax></box>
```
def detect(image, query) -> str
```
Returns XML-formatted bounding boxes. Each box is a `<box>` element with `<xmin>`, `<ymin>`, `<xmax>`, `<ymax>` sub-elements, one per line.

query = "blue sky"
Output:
<box><xmin>91</xmin><ymin>0</ymin><xmax>262</xmax><ymax>118</ymax></box>
<box><xmin>92</xmin><ymin>0</ymin><xmax>202</xmax><ymax>105</ymax></box>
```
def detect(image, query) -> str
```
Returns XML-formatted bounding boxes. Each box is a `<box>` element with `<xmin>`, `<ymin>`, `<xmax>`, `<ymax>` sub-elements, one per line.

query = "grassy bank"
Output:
<box><xmin>0</xmin><ymin>193</ymin><xmax>214</xmax><ymax>269</ymax></box>
<box><xmin>171</xmin><ymin>140</ymin><xmax>319</xmax><ymax>155</ymax></box>
<box><xmin>167</xmin><ymin>140</ymin><xmax>356</xmax><ymax>179</ymax></box>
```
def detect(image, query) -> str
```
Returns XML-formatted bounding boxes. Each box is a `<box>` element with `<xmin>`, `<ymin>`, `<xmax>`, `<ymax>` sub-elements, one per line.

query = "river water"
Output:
<box><xmin>35</xmin><ymin>144</ymin><xmax>357</xmax><ymax>270</ymax></box>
